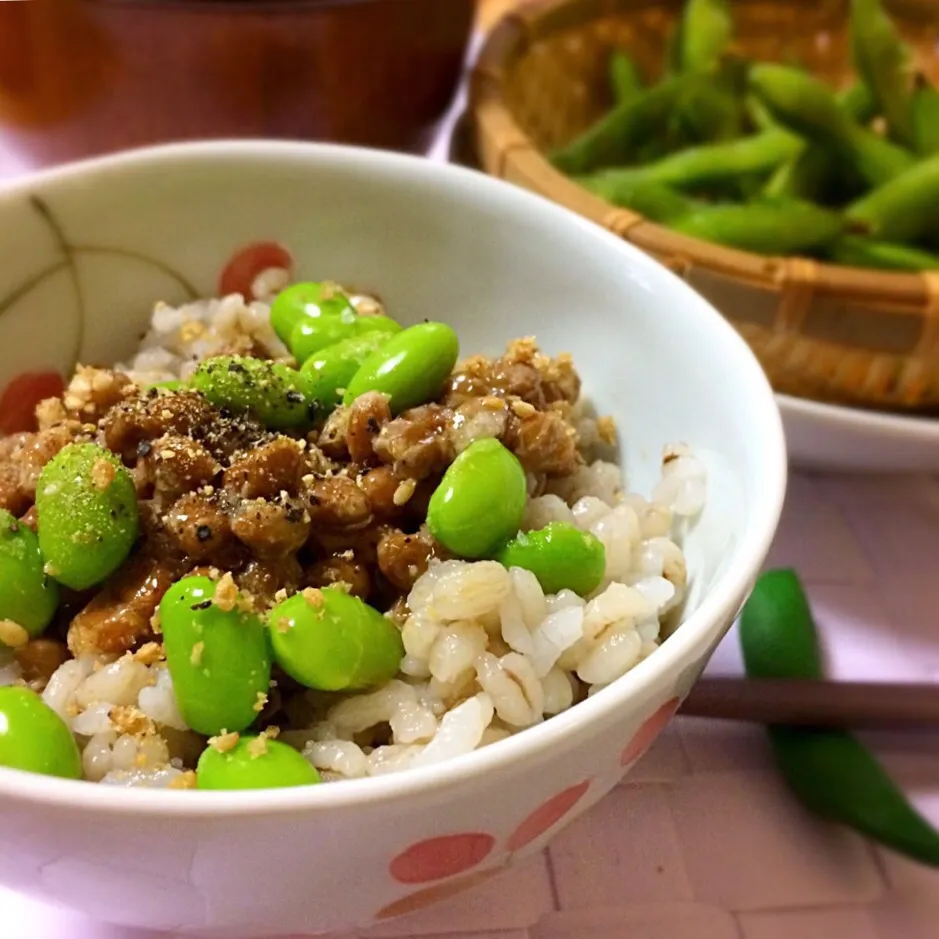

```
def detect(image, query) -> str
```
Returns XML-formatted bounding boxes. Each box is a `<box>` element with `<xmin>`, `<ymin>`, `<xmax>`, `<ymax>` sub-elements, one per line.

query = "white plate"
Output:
<box><xmin>779</xmin><ymin>393</ymin><xmax>939</xmax><ymax>473</ymax></box>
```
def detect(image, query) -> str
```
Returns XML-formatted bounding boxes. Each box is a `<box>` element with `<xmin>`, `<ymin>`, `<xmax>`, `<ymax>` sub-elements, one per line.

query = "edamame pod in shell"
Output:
<box><xmin>36</xmin><ymin>443</ymin><xmax>138</xmax><ymax>591</ymax></box>
<box><xmin>343</xmin><ymin>321</ymin><xmax>459</xmax><ymax>414</ymax></box>
<box><xmin>846</xmin><ymin>153</ymin><xmax>939</xmax><ymax>244</ymax></box>
<box><xmin>427</xmin><ymin>438</ymin><xmax>528</xmax><ymax>559</ymax></box>
<box><xmin>671</xmin><ymin>199</ymin><xmax>848</xmax><ymax>256</ymax></box>
<box><xmin>0</xmin><ymin>508</ymin><xmax>58</xmax><ymax>640</ymax></box>
<box><xmin>160</xmin><ymin>575</ymin><xmax>272</xmax><ymax>737</ymax></box>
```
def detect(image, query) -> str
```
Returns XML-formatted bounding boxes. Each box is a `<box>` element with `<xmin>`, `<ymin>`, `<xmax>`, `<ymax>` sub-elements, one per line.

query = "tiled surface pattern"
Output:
<box><xmin>4</xmin><ymin>470</ymin><xmax>939</xmax><ymax>937</ymax></box>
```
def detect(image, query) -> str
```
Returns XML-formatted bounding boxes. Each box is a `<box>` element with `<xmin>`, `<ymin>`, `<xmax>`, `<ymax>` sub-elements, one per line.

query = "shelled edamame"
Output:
<box><xmin>554</xmin><ymin>0</ymin><xmax>939</xmax><ymax>271</ymax></box>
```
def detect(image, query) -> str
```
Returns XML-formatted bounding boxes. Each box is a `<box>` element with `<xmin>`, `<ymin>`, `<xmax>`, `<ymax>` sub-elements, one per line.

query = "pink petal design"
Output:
<box><xmin>619</xmin><ymin>696</ymin><xmax>680</xmax><ymax>767</ymax></box>
<box><xmin>0</xmin><ymin>371</ymin><xmax>64</xmax><ymax>434</ymax></box>
<box><xmin>506</xmin><ymin>779</ymin><xmax>591</xmax><ymax>853</ymax></box>
<box><xmin>389</xmin><ymin>832</ymin><xmax>496</xmax><ymax>885</ymax></box>
<box><xmin>218</xmin><ymin>242</ymin><xmax>293</xmax><ymax>300</ymax></box>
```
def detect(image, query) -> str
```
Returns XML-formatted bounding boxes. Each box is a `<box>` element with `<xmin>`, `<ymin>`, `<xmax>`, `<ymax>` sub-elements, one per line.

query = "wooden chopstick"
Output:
<box><xmin>682</xmin><ymin>677</ymin><xmax>939</xmax><ymax>730</ymax></box>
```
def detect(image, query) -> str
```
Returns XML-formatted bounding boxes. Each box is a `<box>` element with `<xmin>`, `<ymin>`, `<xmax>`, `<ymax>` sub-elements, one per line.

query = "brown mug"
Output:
<box><xmin>0</xmin><ymin>0</ymin><xmax>475</xmax><ymax>167</ymax></box>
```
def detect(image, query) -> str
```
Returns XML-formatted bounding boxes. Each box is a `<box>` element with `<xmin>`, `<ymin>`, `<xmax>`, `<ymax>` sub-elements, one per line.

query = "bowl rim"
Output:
<box><xmin>0</xmin><ymin>140</ymin><xmax>787</xmax><ymax>817</ymax></box>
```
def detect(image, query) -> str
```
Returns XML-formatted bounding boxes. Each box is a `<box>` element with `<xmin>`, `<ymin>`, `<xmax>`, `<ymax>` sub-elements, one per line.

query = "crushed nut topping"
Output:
<box><xmin>209</xmin><ymin>731</ymin><xmax>240</xmax><ymax>753</ymax></box>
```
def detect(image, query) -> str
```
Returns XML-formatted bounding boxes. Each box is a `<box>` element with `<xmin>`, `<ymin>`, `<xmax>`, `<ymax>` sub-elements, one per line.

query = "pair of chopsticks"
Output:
<box><xmin>682</xmin><ymin>677</ymin><xmax>939</xmax><ymax>730</ymax></box>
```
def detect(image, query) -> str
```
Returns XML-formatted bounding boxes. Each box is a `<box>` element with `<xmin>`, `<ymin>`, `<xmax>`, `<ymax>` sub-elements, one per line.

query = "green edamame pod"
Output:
<box><xmin>671</xmin><ymin>199</ymin><xmax>847</xmax><ymax>256</ymax></box>
<box><xmin>912</xmin><ymin>74</ymin><xmax>939</xmax><ymax>157</ymax></box>
<box><xmin>749</xmin><ymin>63</ymin><xmax>916</xmax><ymax>187</ymax></box>
<box><xmin>0</xmin><ymin>687</ymin><xmax>81</xmax><ymax>779</ymax></box>
<box><xmin>850</xmin><ymin>0</ymin><xmax>914</xmax><ymax>147</ymax></box>
<box><xmin>270</xmin><ymin>281</ymin><xmax>356</xmax><ymax>346</ymax></box>
<box><xmin>343</xmin><ymin>321</ymin><xmax>459</xmax><ymax>414</ymax></box>
<box><xmin>679</xmin><ymin>0</ymin><xmax>732</xmax><ymax>74</ymax></box>
<box><xmin>739</xmin><ymin>569</ymin><xmax>823</xmax><ymax>680</ymax></box>
<box><xmin>269</xmin><ymin>587</ymin><xmax>403</xmax><ymax>692</ymax></box>
<box><xmin>672</xmin><ymin>64</ymin><xmax>748</xmax><ymax>145</ymax></box>
<box><xmin>746</xmin><ymin>96</ymin><xmax>778</xmax><ymax>132</ymax></box>
<box><xmin>197</xmin><ymin>736</ymin><xmax>321</xmax><ymax>790</ymax></box>
<box><xmin>582</xmin><ymin>130</ymin><xmax>802</xmax><ymax>195</ymax></box>
<box><xmin>769</xmin><ymin>727</ymin><xmax>939</xmax><ymax>868</ymax></box>
<box><xmin>551</xmin><ymin>76</ymin><xmax>688</xmax><ymax>175</ymax></box>
<box><xmin>497</xmin><ymin>522</ymin><xmax>605</xmax><ymax>597</ymax></box>
<box><xmin>762</xmin><ymin>146</ymin><xmax>832</xmax><ymax>202</ymax></box>
<box><xmin>36</xmin><ymin>443</ymin><xmax>138</xmax><ymax>591</ymax></box>
<box><xmin>192</xmin><ymin>355</ymin><xmax>320</xmax><ymax>430</ymax></box>
<box><xmin>838</xmin><ymin>82</ymin><xmax>878</xmax><ymax>124</ymax></box>
<box><xmin>828</xmin><ymin>236</ymin><xmax>939</xmax><ymax>271</ymax></box>
<box><xmin>427</xmin><ymin>438</ymin><xmax>527</xmax><ymax>559</ymax></box>
<box><xmin>741</xmin><ymin>569</ymin><xmax>939</xmax><ymax>868</ymax></box>
<box><xmin>301</xmin><ymin>331</ymin><xmax>397</xmax><ymax>408</ymax></box>
<box><xmin>846</xmin><ymin>153</ymin><xmax>939</xmax><ymax>244</ymax></box>
<box><xmin>574</xmin><ymin>176</ymin><xmax>697</xmax><ymax>224</ymax></box>
<box><xmin>0</xmin><ymin>508</ymin><xmax>58</xmax><ymax>640</ymax></box>
<box><xmin>663</xmin><ymin>20</ymin><xmax>684</xmax><ymax>78</ymax></box>
<box><xmin>609</xmin><ymin>50</ymin><xmax>642</xmax><ymax>105</ymax></box>
<box><xmin>160</xmin><ymin>575</ymin><xmax>272</xmax><ymax>736</ymax></box>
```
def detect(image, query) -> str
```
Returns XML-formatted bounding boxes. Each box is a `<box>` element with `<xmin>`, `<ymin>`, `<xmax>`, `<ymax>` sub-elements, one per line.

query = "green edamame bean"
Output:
<box><xmin>749</xmin><ymin>63</ymin><xmax>915</xmax><ymax>187</ymax></box>
<box><xmin>575</xmin><ymin>176</ymin><xmax>697</xmax><ymax>224</ymax></box>
<box><xmin>196</xmin><ymin>736</ymin><xmax>320</xmax><ymax>790</ymax></box>
<box><xmin>679</xmin><ymin>0</ymin><xmax>733</xmax><ymax>74</ymax></box>
<box><xmin>671</xmin><ymin>199</ymin><xmax>847</xmax><ymax>256</ymax></box>
<box><xmin>912</xmin><ymin>74</ymin><xmax>939</xmax><ymax>157</ymax></box>
<box><xmin>741</xmin><ymin>569</ymin><xmax>939</xmax><ymax>867</ymax></box>
<box><xmin>846</xmin><ymin>153</ymin><xmax>939</xmax><ymax>244</ymax></box>
<box><xmin>850</xmin><ymin>0</ymin><xmax>914</xmax><ymax>147</ymax></box>
<box><xmin>270</xmin><ymin>282</ymin><xmax>356</xmax><ymax>346</ymax></box>
<box><xmin>551</xmin><ymin>76</ymin><xmax>689</xmax><ymax>175</ymax></box>
<box><xmin>291</xmin><ymin>312</ymin><xmax>400</xmax><ymax>364</ymax></box>
<box><xmin>269</xmin><ymin>587</ymin><xmax>403</xmax><ymax>692</ymax></box>
<box><xmin>36</xmin><ymin>443</ymin><xmax>138</xmax><ymax>591</ymax></box>
<box><xmin>497</xmin><ymin>522</ymin><xmax>605</xmax><ymax>597</ymax></box>
<box><xmin>581</xmin><ymin>130</ymin><xmax>802</xmax><ymax>195</ymax></box>
<box><xmin>609</xmin><ymin>50</ymin><xmax>642</xmax><ymax>105</ymax></box>
<box><xmin>838</xmin><ymin>82</ymin><xmax>878</xmax><ymax>124</ymax></box>
<box><xmin>828</xmin><ymin>236</ymin><xmax>939</xmax><ymax>271</ymax></box>
<box><xmin>301</xmin><ymin>331</ymin><xmax>397</xmax><ymax>408</ymax></box>
<box><xmin>160</xmin><ymin>575</ymin><xmax>272</xmax><ymax>737</ymax></box>
<box><xmin>0</xmin><ymin>508</ymin><xmax>58</xmax><ymax>640</ymax></box>
<box><xmin>0</xmin><ymin>686</ymin><xmax>81</xmax><ymax>779</ymax></box>
<box><xmin>343</xmin><ymin>321</ymin><xmax>459</xmax><ymax>414</ymax></box>
<box><xmin>427</xmin><ymin>438</ymin><xmax>527</xmax><ymax>559</ymax></box>
<box><xmin>192</xmin><ymin>355</ymin><xmax>320</xmax><ymax>430</ymax></box>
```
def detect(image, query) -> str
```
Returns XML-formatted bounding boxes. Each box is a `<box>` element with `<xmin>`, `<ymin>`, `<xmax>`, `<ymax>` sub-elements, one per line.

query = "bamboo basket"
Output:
<box><xmin>469</xmin><ymin>0</ymin><xmax>939</xmax><ymax>410</ymax></box>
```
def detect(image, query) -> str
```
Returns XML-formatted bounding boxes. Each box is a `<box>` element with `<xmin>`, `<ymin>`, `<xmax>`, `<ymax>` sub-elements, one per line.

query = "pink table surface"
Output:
<box><xmin>4</xmin><ymin>59</ymin><xmax>939</xmax><ymax>939</ymax></box>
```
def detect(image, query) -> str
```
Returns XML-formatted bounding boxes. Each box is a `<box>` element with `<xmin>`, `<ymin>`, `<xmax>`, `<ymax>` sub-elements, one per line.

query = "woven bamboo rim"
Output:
<box><xmin>469</xmin><ymin>0</ymin><xmax>939</xmax><ymax>410</ymax></box>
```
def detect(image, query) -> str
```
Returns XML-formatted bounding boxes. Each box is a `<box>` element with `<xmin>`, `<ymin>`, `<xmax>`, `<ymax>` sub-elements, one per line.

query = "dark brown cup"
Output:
<box><xmin>0</xmin><ymin>0</ymin><xmax>475</xmax><ymax>167</ymax></box>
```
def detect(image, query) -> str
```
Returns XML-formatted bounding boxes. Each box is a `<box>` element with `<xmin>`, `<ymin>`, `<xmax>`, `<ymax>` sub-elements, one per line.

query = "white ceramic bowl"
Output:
<box><xmin>0</xmin><ymin>142</ymin><xmax>786</xmax><ymax>938</ymax></box>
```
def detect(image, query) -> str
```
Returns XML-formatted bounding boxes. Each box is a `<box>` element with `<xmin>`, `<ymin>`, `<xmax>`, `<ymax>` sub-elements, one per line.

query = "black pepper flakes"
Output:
<box><xmin>196</xmin><ymin>525</ymin><xmax>213</xmax><ymax>542</ymax></box>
